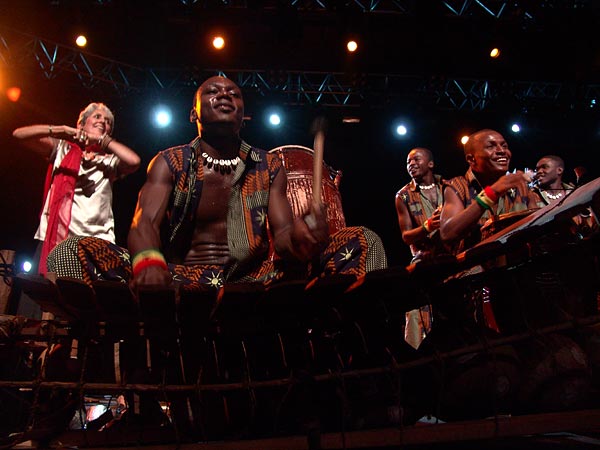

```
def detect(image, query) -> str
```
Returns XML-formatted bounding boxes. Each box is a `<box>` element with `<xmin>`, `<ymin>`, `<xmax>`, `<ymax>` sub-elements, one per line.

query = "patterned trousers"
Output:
<box><xmin>47</xmin><ymin>226</ymin><xmax>387</xmax><ymax>290</ymax></box>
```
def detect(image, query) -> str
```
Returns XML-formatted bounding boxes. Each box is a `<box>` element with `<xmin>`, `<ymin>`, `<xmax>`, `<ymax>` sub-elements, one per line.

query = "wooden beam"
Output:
<box><xmin>48</xmin><ymin>409</ymin><xmax>600</xmax><ymax>449</ymax></box>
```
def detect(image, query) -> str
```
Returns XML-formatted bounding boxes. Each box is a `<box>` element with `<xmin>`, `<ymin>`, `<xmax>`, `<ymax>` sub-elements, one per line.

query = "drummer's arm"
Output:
<box><xmin>441</xmin><ymin>172</ymin><xmax>533</xmax><ymax>243</ymax></box>
<box><xmin>440</xmin><ymin>188</ymin><xmax>485</xmax><ymax>243</ymax></box>
<box><xmin>270</xmin><ymin>169</ymin><xmax>328</xmax><ymax>262</ymax></box>
<box><xmin>128</xmin><ymin>155</ymin><xmax>173</xmax><ymax>288</ymax></box>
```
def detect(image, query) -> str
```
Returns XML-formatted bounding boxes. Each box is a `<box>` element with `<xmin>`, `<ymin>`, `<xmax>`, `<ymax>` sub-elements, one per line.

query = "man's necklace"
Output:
<box><xmin>202</xmin><ymin>152</ymin><xmax>241</xmax><ymax>174</ymax></box>
<box><xmin>544</xmin><ymin>190</ymin><xmax>563</xmax><ymax>200</ymax></box>
<box><xmin>419</xmin><ymin>183</ymin><xmax>441</xmax><ymax>209</ymax></box>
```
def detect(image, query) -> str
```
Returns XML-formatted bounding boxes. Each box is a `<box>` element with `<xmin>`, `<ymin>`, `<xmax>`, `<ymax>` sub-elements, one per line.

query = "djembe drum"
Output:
<box><xmin>269</xmin><ymin>145</ymin><xmax>346</xmax><ymax>233</ymax></box>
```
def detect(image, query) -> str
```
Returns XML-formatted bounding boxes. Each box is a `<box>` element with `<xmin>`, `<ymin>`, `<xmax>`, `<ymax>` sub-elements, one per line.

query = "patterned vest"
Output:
<box><xmin>445</xmin><ymin>168</ymin><xmax>543</xmax><ymax>253</ymax></box>
<box><xmin>160</xmin><ymin>139</ymin><xmax>282</xmax><ymax>278</ymax></box>
<box><xmin>397</xmin><ymin>175</ymin><xmax>445</xmax><ymax>256</ymax></box>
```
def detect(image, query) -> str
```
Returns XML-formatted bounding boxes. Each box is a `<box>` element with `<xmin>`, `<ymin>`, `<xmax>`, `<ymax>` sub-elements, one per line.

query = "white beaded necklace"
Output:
<box><xmin>201</xmin><ymin>152</ymin><xmax>241</xmax><ymax>174</ymax></box>
<box><xmin>544</xmin><ymin>190</ymin><xmax>563</xmax><ymax>200</ymax></box>
<box><xmin>419</xmin><ymin>183</ymin><xmax>436</xmax><ymax>190</ymax></box>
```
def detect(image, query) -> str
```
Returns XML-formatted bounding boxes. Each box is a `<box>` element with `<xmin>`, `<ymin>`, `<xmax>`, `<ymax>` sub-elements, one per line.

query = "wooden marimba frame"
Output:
<box><xmin>1</xmin><ymin>178</ymin><xmax>600</xmax><ymax>448</ymax></box>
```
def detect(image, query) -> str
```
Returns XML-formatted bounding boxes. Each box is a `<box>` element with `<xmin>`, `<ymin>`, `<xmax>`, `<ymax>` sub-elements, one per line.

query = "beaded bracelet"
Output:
<box><xmin>132</xmin><ymin>249</ymin><xmax>168</xmax><ymax>277</ymax></box>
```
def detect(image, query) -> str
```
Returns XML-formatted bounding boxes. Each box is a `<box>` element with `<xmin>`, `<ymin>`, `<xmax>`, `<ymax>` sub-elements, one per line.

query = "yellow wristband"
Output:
<box><xmin>422</xmin><ymin>218</ymin><xmax>432</xmax><ymax>233</ymax></box>
<box><xmin>476</xmin><ymin>190</ymin><xmax>496</xmax><ymax>209</ymax></box>
<box><xmin>132</xmin><ymin>249</ymin><xmax>165</xmax><ymax>267</ymax></box>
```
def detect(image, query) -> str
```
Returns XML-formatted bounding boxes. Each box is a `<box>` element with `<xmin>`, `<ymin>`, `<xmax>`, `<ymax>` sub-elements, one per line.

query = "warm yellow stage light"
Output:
<box><xmin>461</xmin><ymin>135</ymin><xmax>469</xmax><ymax>145</ymax></box>
<box><xmin>76</xmin><ymin>35</ymin><xmax>88</xmax><ymax>47</ymax></box>
<box><xmin>347</xmin><ymin>40</ymin><xmax>358</xmax><ymax>52</ymax></box>
<box><xmin>490</xmin><ymin>47</ymin><xmax>500</xmax><ymax>58</ymax></box>
<box><xmin>212</xmin><ymin>36</ymin><xmax>225</xmax><ymax>50</ymax></box>
<box><xmin>7</xmin><ymin>86</ymin><xmax>21</xmax><ymax>102</ymax></box>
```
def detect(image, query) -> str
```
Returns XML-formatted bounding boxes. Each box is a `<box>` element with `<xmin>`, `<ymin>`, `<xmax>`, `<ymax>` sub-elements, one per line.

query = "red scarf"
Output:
<box><xmin>39</xmin><ymin>143</ymin><xmax>82</xmax><ymax>275</ymax></box>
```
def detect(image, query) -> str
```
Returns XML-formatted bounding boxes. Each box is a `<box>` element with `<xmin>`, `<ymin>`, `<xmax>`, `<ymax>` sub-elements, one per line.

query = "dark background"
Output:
<box><xmin>1</xmin><ymin>0</ymin><xmax>600</xmax><ymax>268</ymax></box>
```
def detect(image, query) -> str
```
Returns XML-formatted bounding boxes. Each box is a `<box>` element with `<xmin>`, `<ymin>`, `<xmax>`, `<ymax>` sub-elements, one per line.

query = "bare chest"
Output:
<box><xmin>195</xmin><ymin>169</ymin><xmax>234</xmax><ymax>223</ymax></box>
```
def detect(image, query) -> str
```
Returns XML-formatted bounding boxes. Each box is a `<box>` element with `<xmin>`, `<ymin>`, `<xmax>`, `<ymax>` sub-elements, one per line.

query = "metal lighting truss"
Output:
<box><xmin>1</xmin><ymin>28</ymin><xmax>598</xmax><ymax>112</ymax></box>
<box><xmin>173</xmin><ymin>0</ymin><xmax>585</xmax><ymax>17</ymax></box>
<box><xmin>177</xmin><ymin>0</ymin><xmax>412</xmax><ymax>13</ymax></box>
<box><xmin>441</xmin><ymin>0</ymin><xmax>533</xmax><ymax>19</ymax></box>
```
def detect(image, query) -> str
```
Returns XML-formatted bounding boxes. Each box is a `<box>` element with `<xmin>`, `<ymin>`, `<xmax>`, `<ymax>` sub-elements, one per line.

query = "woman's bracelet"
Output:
<box><xmin>99</xmin><ymin>133</ymin><xmax>113</xmax><ymax>151</ymax></box>
<box><xmin>48</xmin><ymin>125</ymin><xmax>53</xmax><ymax>136</ymax></box>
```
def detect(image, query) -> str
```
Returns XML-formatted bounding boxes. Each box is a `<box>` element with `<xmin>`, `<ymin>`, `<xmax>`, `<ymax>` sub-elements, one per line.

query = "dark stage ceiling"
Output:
<box><xmin>1</xmin><ymin>0</ymin><xmax>600</xmax><ymax>266</ymax></box>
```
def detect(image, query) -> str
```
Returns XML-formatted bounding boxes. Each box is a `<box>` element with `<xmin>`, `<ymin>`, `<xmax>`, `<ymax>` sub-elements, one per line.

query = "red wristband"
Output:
<box><xmin>423</xmin><ymin>218</ymin><xmax>432</xmax><ymax>233</ymax></box>
<box><xmin>483</xmin><ymin>186</ymin><xmax>499</xmax><ymax>203</ymax></box>
<box><xmin>132</xmin><ymin>258</ymin><xmax>168</xmax><ymax>277</ymax></box>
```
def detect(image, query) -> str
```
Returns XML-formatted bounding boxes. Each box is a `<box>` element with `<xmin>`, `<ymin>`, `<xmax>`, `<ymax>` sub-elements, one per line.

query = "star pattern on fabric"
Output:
<box><xmin>121</xmin><ymin>252</ymin><xmax>131</xmax><ymax>264</ymax></box>
<box><xmin>338</xmin><ymin>247</ymin><xmax>354</xmax><ymax>262</ymax></box>
<box><xmin>256</xmin><ymin>208</ymin><xmax>267</xmax><ymax>226</ymax></box>
<box><xmin>204</xmin><ymin>271</ymin><xmax>223</xmax><ymax>289</ymax></box>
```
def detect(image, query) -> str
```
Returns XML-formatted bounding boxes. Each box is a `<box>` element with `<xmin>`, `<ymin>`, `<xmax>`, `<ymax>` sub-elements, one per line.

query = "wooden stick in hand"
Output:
<box><xmin>311</xmin><ymin>116</ymin><xmax>327</xmax><ymax>208</ymax></box>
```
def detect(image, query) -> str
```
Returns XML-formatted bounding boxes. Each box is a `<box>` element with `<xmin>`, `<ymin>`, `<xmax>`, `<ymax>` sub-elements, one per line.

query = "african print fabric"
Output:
<box><xmin>47</xmin><ymin>226</ymin><xmax>387</xmax><ymax>291</ymax></box>
<box><xmin>47</xmin><ymin>236</ymin><xmax>131</xmax><ymax>285</ymax></box>
<box><xmin>159</xmin><ymin>141</ymin><xmax>281</xmax><ymax>274</ymax></box>
<box><xmin>444</xmin><ymin>168</ymin><xmax>544</xmax><ymax>253</ymax></box>
<box><xmin>397</xmin><ymin>174</ymin><xmax>446</xmax><ymax>258</ymax></box>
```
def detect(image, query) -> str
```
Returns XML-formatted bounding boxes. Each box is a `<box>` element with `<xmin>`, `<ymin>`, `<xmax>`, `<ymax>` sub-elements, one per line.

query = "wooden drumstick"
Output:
<box><xmin>311</xmin><ymin>117</ymin><xmax>327</xmax><ymax>208</ymax></box>
<box><xmin>303</xmin><ymin>117</ymin><xmax>327</xmax><ymax>231</ymax></box>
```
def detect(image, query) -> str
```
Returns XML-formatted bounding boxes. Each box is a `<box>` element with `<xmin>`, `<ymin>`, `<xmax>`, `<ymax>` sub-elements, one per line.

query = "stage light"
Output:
<box><xmin>22</xmin><ymin>261</ymin><xmax>32</xmax><ymax>273</ymax></box>
<box><xmin>268</xmin><ymin>113</ymin><xmax>281</xmax><ymax>127</ymax></box>
<box><xmin>6</xmin><ymin>86</ymin><xmax>21</xmax><ymax>102</ymax></box>
<box><xmin>76</xmin><ymin>35</ymin><xmax>88</xmax><ymax>48</ymax></box>
<box><xmin>461</xmin><ymin>135</ymin><xmax>469</xmax><ymax>145</ymax></box>
<box><xmin>347</xmin><ymin>40</ymin><xmax>358</xmax><ymax>52</ymax></box>
<box><xmin>151</xmin><ymin>105</ymin><xmax>172</xmax><ymax>128</ymax></box>
<box><xmin>490</xmin><ymin>47</ymin><xmax>500</xmax><ymax>58</ymax></box>
<box><xmin>511</xmin><ymin>123</ymin><xmax>521</xmax><ymax>133</ymax></box>
<box><xmin>395</xmin><ymin>124</ymin><xmax>407</xmax><ymax>136</ymax></box>
<box><xmin>212</xmin><ymin>36</ymin><xmax>225</xmax><ymax>50</ymax></box>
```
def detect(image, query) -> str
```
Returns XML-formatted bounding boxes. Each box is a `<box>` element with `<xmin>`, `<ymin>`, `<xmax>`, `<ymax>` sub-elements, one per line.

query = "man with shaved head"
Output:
<box><xmin>440</xmin><ymin>129</ymin><xmax>543</xmax><ymax>253</ymax></box>
<box><xmin>395</xmin><ymin>146</ymin><xmax>447</xmax><ymax>348</ymax></box>
<box><xmin>395</xmin><ymin>147</ymin><xmax>446</xmax><ymax>263</ymax></box>
<box><xmin>49</xmin><ymin>76</ymin><xmax>387</xmax><ymax>287</ymax></box>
